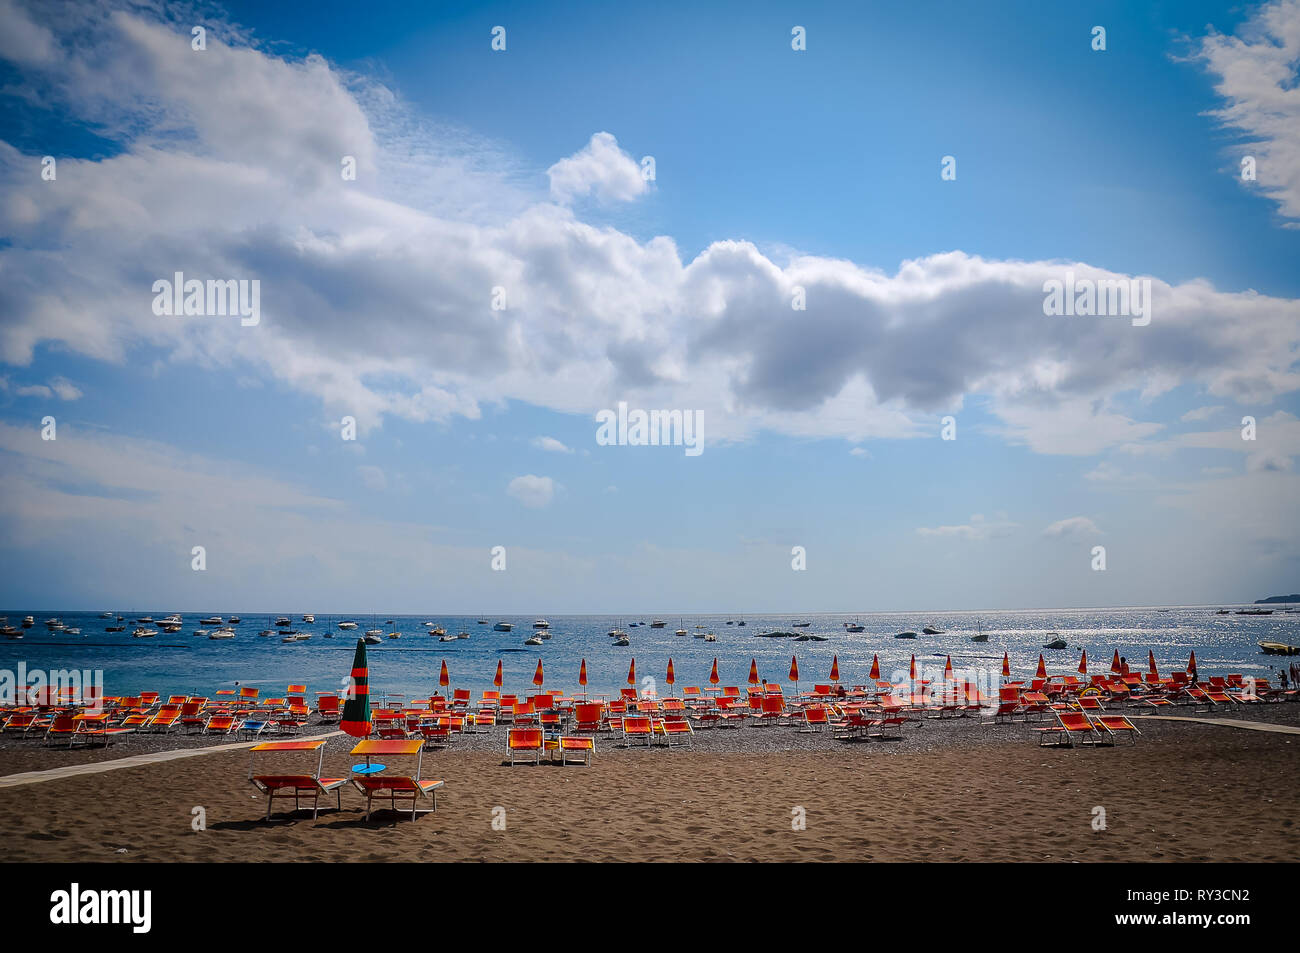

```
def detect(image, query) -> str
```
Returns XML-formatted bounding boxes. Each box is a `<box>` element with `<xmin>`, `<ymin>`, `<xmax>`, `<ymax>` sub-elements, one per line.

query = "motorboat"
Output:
<box><xmin>843</xmin><ymin>623</ymin><xmax>865</xmax><ymax>633</ymax></box>
<box><xmin>524</xmin><ymin>636</ymin><xmax>544</xmax><ymax>646</ymax></box>
<box><xmin>199</xmin><ymin>617</ymin><xmax>221</xmax><ymax>625</ymax></box>
<box><xmin>105</xmin><ymin>625</ymin><xmax>125</xmax><ymax>632</ymax></box>
<box><xmin>533</xmin><ymin>620</ymin><xmax>550</xmax><ymax>629</ymax></box>
<box><xmin>99</xmin><ymin>611</ymin><xmax>114</xmax><ymax>618</ymax></box>
<box><xmin>494</xmin><ymin>622</ymin><xmax>514</xmax><ymax>632</ymax></box>
<box><xmin>703</xmin><ymin>633</ymin><xmax>716</xmax><ymax>642</ymax></box>
<box><xmin>21</xmin><ymin>616</ymin><xmax>34</xmax><ymax>628</ymax></box>
<box><xmin>794</xmin><ymin>634</ymin><xmax>828</xmax><ymax>642</ymax></box>
<box><xmin>895</xmin><ymin>631</ymin><xmax>918</xmax><ymax>639</ymax></box>
<box><xmin>439</xmin><ymin>633</ymin><xmax>459</xmax><ymax>642</ymax></box>
<box><xmin>132</xmin><ymin>628</ymin><xmax>157</xmax><ymax>638</ymax></box>
<box><xmin>922</xmin><ymin>626</ymin><xmax>944</xmax><ymax>635</ymax></box>
<box><xmin>650</xmin><ymin>620</ymin><xmax>666</xmax><ymax>628</ymax></box>
<box><xmin>1259</xmin><ymin>641</ymin><xmax>1300</xmax><ymax>656</ymax></box>
<box><xmin>229</xmin><ymin>616</ymin><xmax>242</xmax><ymax>624</ymax></box>
<box><xmin>64</xmin><ymin>627</ymin><xmax>82</xmax><ymax>635</ymax></box>
<box><xmin>363</xmin><ymin>633</ymin><xmax>383</xmax><ymax>645</ymax></box>
<box><xmin>1043</xmin><ymin>636</ymin><xmax>1068</xmax><ymax>650</ymax></box>
<box><xmin>209</xmin><ymin>628</ymin><xmax>236</xmax><ymax>640</ymax></box>
<box><xmin>387</xmin><ymin>631</ymin><xmax>401</xmax><ymax>639</ymax></box>
<box><xmin>275</xmin><ymin>617</ymin><xmax>292</xmax><ymax>627</ymax></box>
<box><xmin>1236</xmin><ymin>608</ymin><xmax>1273</xmax><ymax>615</ymax></box>
<box><xmin>338</xmin><ymin>620</ymin><xmax>359</xmax><ymax>630</ymax></box>
<box><xmin>792</xmin><ymin>621</ymin><xmax>811</xmax><ymax>628</ymax></box>
<box><xmin>302</xmin><ymin>614</ymin><xmax>314</xmax><ymax>623</ymax></box>
<box><xmin>611</xmin><ymin>636</ymin><xmax>630</xmax><ymax>647</ymax></box>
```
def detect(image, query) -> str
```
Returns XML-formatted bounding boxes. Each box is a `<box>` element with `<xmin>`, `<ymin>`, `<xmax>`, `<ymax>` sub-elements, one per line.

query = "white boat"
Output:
<box><xmin>533</xmin><ymin>619</ymin><xmax>550</xmax><ymax>629</ymax></box>
<box><xmin>161</xmin><ymin>615</ymin><xmax>182</xmax><ymax>625</ymax></box>
<box><xmin>704</xmin><ymin>632</ymin><xmax>717</xmax><ymax>642</ymax></box>
<box><xmin>693</xmin><ymin>630</ymin><xmax>708</xmax><ymax>639</ymax></box>
<box><xmin>209</xmin><ymin>628</ymin><xmax>236</xmax><ymax>640</ymax></box>
<box><xmin>99</xmin><ymin>611</ymin><xmax>114</xmax><ymax>618</ymax></box>
<box><xmin>275</xmin><ymin>617</ymin><xmax>292</xmax><ymax>627</ymax></box>
<box><xmin>132</xmin><ymin>628</ymin><xmax>157</xmax><ymax>638</ymax></box>
<box><xmin>524</xmin><ymin>636</ymin><xmax>544</xmax><ymax>646</ymax></box>
<box><xmin>303</xmin><ymin>614</ymin><xmax>315</xmax><ymax>623</ymax></box>
<box><xmin>228</xmin><ymin>616</ymin><xmax>241</xmax><ymax>624</ymax></box>
<box><xmin>338</xmin><ymin>621</ymin><xmax>358</xmax><ymax>630</ymax></box>
<box><xmin>296</xmin><ymin>633</ymin><xmax>312</xmax><ymax>641</ymax></box>
<box><xmin>675</xmin><ymin>618</ymin><xmax>687</xmax><ymax>636</ymax></box>
<box><xmin>493</xmin><ymin>622</ymin><xmax>514</xmax><ymax>631</ymax></box>
<box><xmin>651</xmin><ymin>620</ymin><xmax>666</xmax><ymax>628</ymax></box>
<box><xmin>612</xmin><ymin>637</ymin><xmax>630</xmax><ymax>646</ymax></box>
<box><xmin>281</xmin><ymin>634</ymin><xmax>300</xmax><ymax>643</ymax></box>
<box><xmin>843</xmin><ymin>622</ymin><xmax>865</xmax><ymax>633</ymax></box>
<box><xmin>64</xmin><ymin>627</ymin><xmax>82</xmax><ymax>635</ymax></box>
<box><xmin>439</xmin><ymin>634</ymin><xmax>459</xmax><ymax>642</ymax></box>
<box><xmin>195</xmin><ymin>629</ymin><xmax>210</xmax><ymax>637</ymax></box>
<box><xmin>363</xmin><ymin>633</ymin><xmax>382</xmax><ymax>645</ymax></box>
<box><xmin>21</xmin><ymin>616</ymin><xmax>34</xmax><ymax>628</ymax></box>
<box><xmin>387</xmin><ymin>631</ymin><xmax>401</xmax><ymax>639</ymax></box>
<box><xmin>457</xmin><ymin>632</ymin><xmax>469</xmax><ymax>639</ymax></box>
<box><xmin>365</xmin><ymin>628</ymin><xmax>383</xmax><ymax>638</ymax></box>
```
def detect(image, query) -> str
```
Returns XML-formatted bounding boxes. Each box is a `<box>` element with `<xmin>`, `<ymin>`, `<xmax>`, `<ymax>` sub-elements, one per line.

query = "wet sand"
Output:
<box><xmin>1</xmin><ymin>715</ymin><xmax>1296</xmax><ymax>862</ymax></box>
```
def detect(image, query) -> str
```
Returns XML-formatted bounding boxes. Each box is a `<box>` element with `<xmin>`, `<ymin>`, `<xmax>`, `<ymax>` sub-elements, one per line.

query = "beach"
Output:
<box><xmin>3</xmin><ymin>708</ymin><xmax>1297</xmax><ymax>863</ymax></box>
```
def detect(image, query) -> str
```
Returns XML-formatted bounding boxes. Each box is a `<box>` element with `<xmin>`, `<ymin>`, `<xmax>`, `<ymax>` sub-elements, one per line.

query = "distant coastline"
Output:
<box><xmin>1256</xmin><ymin>594</ymin><xmax>1300</xmax><ymax>604</ymax></box>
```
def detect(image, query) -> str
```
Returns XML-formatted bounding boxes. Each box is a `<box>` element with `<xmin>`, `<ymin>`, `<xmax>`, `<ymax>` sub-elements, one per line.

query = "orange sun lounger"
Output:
<box><xmin>348</xmin><ymin>739</ymin><xmax>444</xmax><ymax>820</ymax></box>
<box><xmin>555</xmin><ymin>735</ymin><xmax>595</xmax><ymax>766</ymax></box>
<box><xmin>1090</xmin><ymin>714</ymin><xmax>1141</xmax><ymax>745</ymax></box>
<box><xmin>248</xmin><ymin>739</ymin><xmax>347</xmax><ymax>821</ymax></box>
<box><xmin>507</xmin><ymin>727</ymin><xmax>545</xmax><ymax>765</ymax></box>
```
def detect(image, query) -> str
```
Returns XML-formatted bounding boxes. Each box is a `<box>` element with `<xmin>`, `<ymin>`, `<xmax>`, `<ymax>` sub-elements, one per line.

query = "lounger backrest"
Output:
<box><xmin>508</xmin><ymin>728</ymin><xmax>543</xmax><ymax>748</ymax></box>
<box><xmin>575</xmin><ymin>703</ymin><xmax>603</xmax><ymax>725</ymax></box>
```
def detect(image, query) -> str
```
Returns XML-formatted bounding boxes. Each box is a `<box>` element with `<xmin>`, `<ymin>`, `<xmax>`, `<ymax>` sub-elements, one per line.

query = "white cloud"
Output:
<box><xmin>849</xmin><ymin>446</ymin><xmax>871</xmax><ymax>457</ymax></box>
<box><xmin>507</xmin><ymin>474</ymin><xmax>555</xmax><ymax>508</ymax></box>
<box><xmin>546</xmin><ymin>132</ymin><xmax>647</xmax><ymax>204</ymax></box>
<box><xmin>14</xmin><ymin>384</ymin><xmax>51</xmax><ymax>398</ymax></box>
<box><xmin>49</xmin><ymin>377</ymin><xmax>82</xmax><ymax>400</ymax></box>
<box><xmin>532</xmin><ymin>435</ymin><xmax>572</xmax><ymax>453</ymax></box>
<box><xmin>917</xmin><ymin>514</ymin><xmax>1017</xmax><ymax>540</ymax></box>
<box><xmin>1044</xmin><ymin>516</ymin><xmax>1102</xmax><ymax>538</ymax></box>
<box><xmin>1181</xmin><ymin>405</ymin><xmax>1223</xmax><ymax>422</ymax></box>
<box><xmin>1195</xmin><ymin>0</ymin><xmax>1300</xmax><ymax>223</ymax></box>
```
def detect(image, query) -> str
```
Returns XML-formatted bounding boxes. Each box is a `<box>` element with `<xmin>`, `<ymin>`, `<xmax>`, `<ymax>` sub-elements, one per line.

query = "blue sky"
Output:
<box><xmin>1</xmin><ymin>0</ymin><xmax>1298</xmax><ymax>613</ymax></box>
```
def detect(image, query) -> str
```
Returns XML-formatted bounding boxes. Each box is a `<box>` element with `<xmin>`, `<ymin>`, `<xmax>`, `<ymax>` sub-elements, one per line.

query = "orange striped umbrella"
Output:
<box><xmin>533</xmin><ymin>658</ymin><xmax>544</xmax><ymax>687</ymax></box>
<box><xmin>1001</xmin><ymin>652</ymin><xmax>1010</xmax><ymax>678</ymax></box>
<box><xmin>943</xmin><ymin>655</ymin><xmax>953</xmax><ymax>680</ymax></box>
<box><xmin>493</xmin><ymin>659</ymin><xmax>503</xmax><ymax>689</ymax></box>
<box><xmin>340</xmin><ymin>639</ymin><xmax>372</xmax><ymax>738</ymax></box>
<box><xmin>829</xmin><ymin>655</ymin><xmax>840</xmax><ymax>683</ymax></box>
<box><xmin>666</xmin><ymin>658</ymin><xmax>676</xmax><ymax>689</ymax></box>
<box><xmin>747</xmin><ymin>658</ymin><xmax>760</xmax><ymax>686</ymax></box>
<box><xmin>1110</xmin><ymin>650</ymin><xmax>1122</xmax><ymax>674</ymax></box>
<box><xmin>578</xmin><ymin>658</ymin><xmax>588</xmax><ymax>699</ymax></box>
<box><xmin>869</xmin><ymin>654</ymin><xmax>880</xmax><ymax>680</ymax></box>
<box><xmin>1187</xmin><ymin>650</ymin><xmax>1197</xmax><ymax>676</ymax></box>
<box><xmin>1035</xmin><ymin>654</ymin><xmax>1047</xmax><ymax>679</ymax></box>
<box><xmin>909</xmin><ymin>654</ymin><xmax>916</xmax><ymax>681</ymax></box>
<box><xmin>1148</xmin><ymin>650</ymin><xmax>1158</xmax><ymax>679</ymax></box>
<box><xmin>789</xmin><ymin>655</ymin><xmax>800</xmax><ymax>696</ymax></box>
<box><xmin>439</xmin><ymin>659</ymin><xmax>450</xmax><ymax>689</ymax></box>
<box><xmin>708</xmin><ymin>657</ymin><xmax>720</xmax><ymax>686</ymax></box>
<box><xmin>627</xmin><ymin>658</ymin><xmax>637</xmax><ymax>686</ymax></box>
<box><xmin>1078</xmin><ymin>650</ymin><xmax>1088</xmax><ymax>675</ymax></box>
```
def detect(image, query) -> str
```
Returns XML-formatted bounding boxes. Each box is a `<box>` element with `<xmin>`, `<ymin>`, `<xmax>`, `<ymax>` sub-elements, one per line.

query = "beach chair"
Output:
<box><xmin>71</xmin><ymin>713</ymin><xmax>134</xmax><ymax>746</ymax></box>
<box><xmin>348</xmin><ymin>739</ymin><xmax>444</xmax><ymax>821</ymax></box>
<box><xmin>145</xmin><ymin>705</ymin><xmax>182</xmax><ymax>734</ymax></box>
<box><xmin>556</xmin><ymin>735</ymin><xmax>595</xmax><ymax>766</ymax></box>
<box><xmin>203</xmin><ymin>714</ymin><xmax>243</xmax><ymax>736</ymax></box>
<box><xmin>1090</xmin><ymin>714</ymin><xmax>1141</xmax><ymax>745</ymax></box>
<box><xmin>655</xmin><ymin>718</ymin><xmax>694</xmax><ymax>747</ymax></box>
<box><xmin>1077</xmin><ymin>695</ymin><xmax>1106</xmax><ymax>713</ymax></box>
<box><xmin>43</xmin><ymin>714</ymin><xmax>81</xmax><ymax>747</ymax></box>
<box><xmin>472</xmin><ymin>711</ymin><xmax>496</xmax><ymax>732</ymax></box>
<box><xmin>621</xmin><ymin>716</ymin><xmax>654</xmax><ymax>747</ymax></box>
<box><xmin>572</xmin><ymin>702</ymin><xmax>605</xmax><ymax>734</ymax></box>
<box><xmin>246</xmin><ymin>739</ymin><xmax>347</xmax><ymax>820</ymax></box>
<box><xmin>452</xmin><ymin>689</ymin><xmax>471</xmax><ymax>710</ymax></box>
<box><xmin>315</xmin><ymin>694</ymin><xmax>342</xmax><ymax>723</ymax></box>
<box><xmin>507</xmin><ymin>727</ymin><xmax>545</xmax><ymax>765</ymax></box>
<box><xmin>1038</xmin><ymin>711</ymin><xmax>1103</xmax><ymax>747</ymax></box>
<box><xmin>754</xmin><ymin>694</ymin><xmax>787</xmax><ymax>726</ymax></box>
<box><xmin>2</xmin><ymin>713</ymin><xmax>37</xmax><ymax>737</ymax></box>
<box><xmin>800</xmin><ymin>705</ymin><xmax>830</xmax><ymax>733</ymax></box>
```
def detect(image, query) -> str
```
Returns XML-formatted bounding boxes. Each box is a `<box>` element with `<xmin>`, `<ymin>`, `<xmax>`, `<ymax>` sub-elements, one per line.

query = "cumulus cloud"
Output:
<box><xmin>532</xmin><ymin>436</ymin><xmax>572</xmax><ymax>453</ymax></box>
<box><xmin>1195</xmin><ymin>0</ymin><xmax>1300</xmax><ymax>222</ymax></box>
<box><xmin>507</xmin><ymin>474</ymin><xmax>555</xmax><ymax>508</ymax></box>
<box><xmin>0</xmin><ymin>2</ymin><xmax>1297</xmax><ymax>463</ymax></box>
<box><xmin>1044</xmin><ymin>516</ymin><xmax>1102</xmax><ymax>538</ymax></box>
<box><xmin>546</xmin><ymin>132</ymin><xmax>647</xmax><ymax>204</ymax></box>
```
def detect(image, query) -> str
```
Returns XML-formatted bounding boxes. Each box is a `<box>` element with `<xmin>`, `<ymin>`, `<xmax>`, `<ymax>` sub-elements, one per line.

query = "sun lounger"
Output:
<box><xmin>801</xmin><ymin>705</ymin><xmax>830</xmax><ymax>732</ymax></box>
<box><xmin>507</xmin><ymin>727</ymin><xmax>545</xmax><ymax>765</ymax></box>
<box><xmin>555</xmin><ymin>735</ymin><xmax>595</xmax><ymax>766</ymax></box>
<box><xmin>349</xmin><ymin>739</ymin><xmax>444</xmax><ymax>820</ymax></box>
<box><xmin>655</xmin><ymin>718</ymin><xmax>694</xmax><ymax>747</ymax></box>
<box><xmin>621</xmin><ymin>716</ymin><xmax>655</xmax><ymax>747</ymax></box>
<box><xmin>1090</xmin><ymin>714</ymin><xmax>1141</xmax><ymax>745</ymax></box>
<box><xmin>1037</xmin><ymin>711</ymin><xmax>1104</xmax><ymax>747</ymax></box>
<box><xmin>203</xmin><ymin>715</ymin><xmax>243</xmax><ymax>735</ymax></box>
<box><xmin>2</xmin><ymin>713</ymin><xmax>37</xmax><ymax>736</ymax></box>
<box><xmin>247</xmin><ymin>738</ymin><xmax>347</xmax><ymax>820</ymax></box>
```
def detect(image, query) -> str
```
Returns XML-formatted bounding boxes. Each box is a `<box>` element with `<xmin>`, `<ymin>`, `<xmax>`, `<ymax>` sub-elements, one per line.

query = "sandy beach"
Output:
<box><xmin>3</xmin><ymin>710</ymin><xmax>1297</xmax><ymax>863</ymax></box>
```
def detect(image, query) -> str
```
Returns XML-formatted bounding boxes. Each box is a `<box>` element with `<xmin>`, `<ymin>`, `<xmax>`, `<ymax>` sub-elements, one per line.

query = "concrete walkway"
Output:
<box><xmin>1128</xmin><ymin>715</ymin><xmax>1300</xmax><ymax>735</ymax></box>
<box><xmin>0</xmin><ymin>730</ymin><xmax>343</xmax><ymax>789</ymax></box>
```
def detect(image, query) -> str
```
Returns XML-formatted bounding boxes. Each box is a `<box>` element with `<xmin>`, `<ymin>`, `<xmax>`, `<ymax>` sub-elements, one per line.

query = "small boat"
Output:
<box><xmin>105</xmin><ymin>625</ymin><xmax>125</xmax><ymax>632</ymax></box>
<box><xmin>612</xmin><ymin>637</ymin><xmax>630</xmax><ymax>647</ymax></box>
<box><xmin>650</xmin><ymin>620</ymin><xmax>666</xmax><ymax>628</ymax></box>
<box><xmin>0</xmin><ymin>625</ymin><xmax>19</xmax><ymax>637</ymax></box>
<box><xmin>477</xmin><ymin>620</ymin><xmax>489</xmax><ymax>625</ymax></box>
<box><xmin>726</xmin><ymin>620</ymin><xmax>734</xmax><ymax>626</ymax></box>
<box><xmin>794</xmin><ymin>634</ymin><xmax>829</xmax><ymax>642</ymax></box>
<box><xmin>922</xmin><ymin>626</ymin><xmax>944</xmax><ymax>635</ymax></box>
<box><xmin>160</xmin><ymin>623</ymin><xmax>182</xmax><ymax>633</ymax></box>
<box><xmin>275</xmin><ymin>617</ymin><xmax>292</xmax><ymax>627</ymax></box>
<box><xmin>1215</xmin><ymin>609</ymin><xmax>1230</xmax><ymax>615</ymax></box>
<box><xmin>99</xmin><ymin>611</ymin><xmax>114</xmax><ymax>618</ymax></box>
<box><xmin>524</xmin><ymin>636</ymin><xmax>544</xmax><ymax>646</ymax></box>
<box><xmin>703</xmin><ymin>633</ymin><xmax>716</xmax><ymax>642</ymax></box>
<box><xmin>1259</xmin><ymin>641</ymin><xmax>1300</xmax><ymax>656</ymax></box>
<box><xmin>1043</xmin><ymin>636</ymin><xmax>1067</xmax><ymax>650</ymax></box>
<box><xmin>533</xmin><ymin>620</ymin><xmax>550</xmax><ymax>629</ymax></box>
<box><xmin>199</xmin><ymin>617</ymin><xmax>221</xmax><ymax>625</ymax></box>
<box><xmin>363</xmin><ymin>633</ymin><xmax>382</xmax><ymax>645</ymax></box>
<box><xmin>21</xmin><ymin>616</ymin><xmax>34</xmax><ymax>628</ymax></box>
<box><xmin>338</xmin><ymin>621</ymin><xmax>359</xmax><ymax>630</ymax></box>
<box><xmin>494</xmin><ymin>622</ymin><xmax>514</xmax><ymax>632</ymax></box>
<box><xmin>281</xmin><ymin>634</ymin><xmax>300</xmax><ymax>643</ymax></box>
<box><xmin>64</xmin><ymin>627</ymin><xmax>81</xmax><ymax>635</ymax></box>
<box><xmin>457</xmin><ymin>632</ymin><xmax>469</xmax><ymax>639</ymax></box>
<box><xmin>737</xmin><ymin>617</ymin><xmax>746</xmax><ymax>627</ymax></box>
<box><xmin>843</xmin><ymin>623</ymin><xmax>865</xmax><ymax>633</ymax></box>
<box><xmin>132</xmin><ymin>628</ymin><xmax>157</xmax><ymax>638</ymax></box>
<box><xmin>970</xmin><ymin>632</ymin><xmax>989</xmax><ymax>643</ymax></box>
<box><xmin>387</xmin><ymin>631</ymin><xmax>401</xmax><ymax>640</ymax></box>
<box><xmin>256</xmin><ymin>629</ymin><xmax>271</xmax><ymax>637</ymax></box>
<box><xmin>1236</xmin><ymin>608</ymin><xmax>1273</xmax><ymax>616</ymax></box>
<box><xmin>229</xmin><ymin>616</ymin><xmax>241</xmax><ymax>624</ymax></box>
<box><xmin>676</xmin><ymin>618</ymin><xmax>688</xmax><ymax>636</ymax></box>
<box><xmin>209</xmin><ymin>628</ymin><xmax>236</xmax><ymax>640</ymax></box>
<box><xmin>295</xmin><ymin>633</ymin><xmax>312</xmax><ymax>641</ymax></box>
<box><xmin>792</xmin><ymin>621</ymin><xmax>811</xmax><ymax>628</ymax></box>
<box><xmin>430</xmin><ymin>627</ymin><xmax>446</xmax><ymax>637</ymax></box>
<box><xmin>439</xmin><ymin>634</ymin><xmax>459</xmax><ymax>642</ymax></box>
<box><xmin>895</xmin><ymin>631</ymin><xmax>918</xmax><ymax>639</ymax></box>
<box><xmin>302</xmin><ymin>614</ymin><xmax>314</xmax><ymax>623</ymax></box>
<box><xmin>133</xmin><ymin>617</ymin><xmax>154</xmax><ymax>624</ymax></box>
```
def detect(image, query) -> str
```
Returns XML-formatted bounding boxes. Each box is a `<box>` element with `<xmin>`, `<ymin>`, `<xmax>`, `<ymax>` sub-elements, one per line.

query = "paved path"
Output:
<box><xmin>0</xmin><ymin>731</ymin><xmax>343</xmax><ymax>789</ymax></box>
<box><xmin>1128</xmin><ymin>715</ymin><xmax>1300</xmax><ymax>735</ymax></box>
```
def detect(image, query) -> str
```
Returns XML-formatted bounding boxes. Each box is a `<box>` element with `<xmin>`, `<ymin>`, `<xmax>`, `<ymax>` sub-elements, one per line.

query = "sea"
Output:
<box><xmin>1</xmin><ymin>606</ymin><xmax>1296</xmax><ymax>701</ymax></box>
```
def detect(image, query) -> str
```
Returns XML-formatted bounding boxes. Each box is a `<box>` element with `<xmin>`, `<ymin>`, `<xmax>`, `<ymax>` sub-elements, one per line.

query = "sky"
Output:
<box><xmin>0</xmin><ymin>0</ymin><xmax>1298</xmax><ymax>614</ymax></box>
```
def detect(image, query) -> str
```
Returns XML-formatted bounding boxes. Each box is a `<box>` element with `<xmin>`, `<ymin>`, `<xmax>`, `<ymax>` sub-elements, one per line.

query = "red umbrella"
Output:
<box><xmin>1187</xmin><ymin>650</ymin><xmax>1197</xmax><ymax>677</ymax></box>
<box><xmin>1148</xmin><ymin>650</ymin><xmax>1158</xmax><ymax>679</ymax></box>
<box><xmin>708</xmin><ymin>658</ymin><xmax>720</xmax><ymax>686</ymax></box>
<box><xmin>578</xmin><ymin>658</ymin><xmax>588</xmax><ymax>699</ymax></box>
<box><xmin>1078</xmin><ymin>650</ymin><xmax>1088</xmax><ymax>675</ymax></box>
<box><xmin>666</xmin><ymin>658</ymin><xmax>676</xmax><ymax>697</ymax></box>
<box><xmin>1001</xmin><ymin>652</ymin><xmax>1010</xmax><ymax>678</ymax></box>
<box><xmin>943</xmin><ymin>655</ymin><xmax>953</xmax><ymax>681</ymax></box>
<box><xmin>909</xmin><ymin>654</ymin><xmax>917</xmax><ymax>681</ymax></box>
<box><xmin>439</xmin><ymin>659</ymin><xmax>450</xmax><ymax>691</ymax></box>
<box><xmin>1035</xmin><ymin>654</ymin><xmax>1047</xmax><ymax>679</ymax></box>
<box><xmin>627</xmin><ymin>658</ymin><xmax>637</xmax><ymax>687</ymax></box>
<box><xmin>789</xmin><ymin>655</ymin><xmax>800</xmax><ymax>697</ymax></box>
<box><xmin>340</xmin><ymin>639</ymin><xmax>372</xmax><ymax>738</ymax></box>
<box><xmin>533</xmin><ymin>658</ymin><xmax>544</xmax><ymax>688</ymax></box>
<box><xmin>869</xmin><ymin>654</ymin><xmax>880</xmax><ymax>680</ymax></box>
<box><xmin>747</xmin><ymin>658</ymin><xmax>760</xmax><ymax>686</ymax></box>
<box><xmin>493</xmin><ymin>659</ymin><xmax>503</xmax><ymax>689</ymax></box>
<box><xmin>1110</xmin><ymin>650</ymin><xmax>1121</xmax><ymax>674</ymax></box>
<box><xmin>829</xmin><ymin>655</ymin><xmax>840</xmax><ymax>683</ymax></box>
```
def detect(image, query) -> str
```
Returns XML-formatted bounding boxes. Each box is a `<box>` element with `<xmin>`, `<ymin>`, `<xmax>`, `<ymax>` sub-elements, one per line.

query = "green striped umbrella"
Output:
<box><xmin>340</xmin><ymin>638</ymin><xmax>372</xmax><ymax>737</ymax></box>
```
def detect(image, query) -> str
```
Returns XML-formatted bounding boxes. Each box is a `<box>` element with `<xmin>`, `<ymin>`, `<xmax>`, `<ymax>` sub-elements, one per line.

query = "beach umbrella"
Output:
<box><xmin>1035</xmin><ymin>654</ymin><xmax>1047</xmax><ymax>679</ymax></box>
<box><xmin>1110</xmin><ymin>650</ymin><xmax>1122</xmax><ymax>674</ymax></box>
<box><xmin>1001</xmin><ymin>652</ymin><xmax>1010</xmax><ymax>678</ymax></box>
<box><xmin>627</xmin><ymin>658</ymin><xmax>637</xmax><ymax>688</ymax></box>
<box><xmin>439</xmin><ymin>659</ymin><xmax>450</xmax><ymax>693</ymax></box>
<box><xmin>1148</xmin><ymin>650</ymin><xmax>1158</xmax><ymax>679</ymax></box>
<box><xmin>789</xmin><ymin>655</ymin><xmax>800</xmax><ymax>698</ymax></box>
<box><xmin>533</xmin><ymin>658</ymin><xmax>544</xmax><ymax>688</ymax></box>
<box><xmin>708</xmin><ymin>657</ymin><xmax>720</xmax><ymax>687</ymax></box>
<box><xmin>943</xmin><ymin>655</ymin><xmax>953</xmax><ymax>682</ymax></box>
<box><xmin>748</xmin><ymin>658</ymin><xmax>760</xmax><ymax>686</ymax></box>
<box><xmin>493</xmin><ymin>659</ymin><xmax>503</xmax><ymax>690</ymax></box>
<box><xmin>1078</xmin><ymin>650</ymin><xmax>1088</xmax><ymax>675</ymax></box>
<box><xmin>1187</xmin><ymin>650</ymin><xmax>1197</xmax><ymax>677</ymax></box>
<box><xmin>829</xmin><ymin>655</ymin><xmax>840</xmax><ymax>683</ymax></box>
<box><xmin>665</xmin><ymin>658</ymin><xmax>676</xmax><ymax>696</ymax></box>
<box><xmin>340</xmin><ymin>639</ymin><xmax>372</xmax><ymax>738</ymax></box>
<box><xmin>578</xmin><ymin>658</ymin><xmax>588</xmax><ymax>699</ymax></box>
<box><xmin>869</xmin><ymin>654</ymin><xmax>880</xmax><ymax>680</ymax></box>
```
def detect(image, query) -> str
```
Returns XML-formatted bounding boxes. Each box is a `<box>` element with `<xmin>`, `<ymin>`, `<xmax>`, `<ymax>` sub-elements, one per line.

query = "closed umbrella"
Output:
<box><xmin>340</xmin><ymin>639</ymin><xmax>372</xmax><ymax>738</ymax></box>
<box><xmin>578</xmin><ymin>658</ymin><xmax>588</xmax><ymax>699</ymax></box>
<box><xmin>1035</xmin><ymin>654</ymin><xmax>1047</xmax><ymax>679</ymax></box>
<box><xmin>1110</xmin><ymin>650</ymin><xmax>1122</xmax><ymax>674</ymax></box>
<box><xmin>829</xmin><ymin>655</ymin><xmax>840</xmax><ymax>684</ymax></box>
<box><xmin>789</xmin><ymin>655</ymin><xmax>800</xmax><ymax>698</ymax></box>
<box><xmin>493</xmin><ymin>659</ymin><xmax>503</xmax><ymax>690</ymax></box>
<box><xmin>1001</xmin><ymin>652</ymin><xmax>1010</xmax><ymax>678</ymax></box>
<box><xmin>869</xmin><ymin>654</ymin><xmax>880</xmax><ymax>680</ymax></box>
<box><xmin>439</xmin><ymin>659</ymin><xmax>450</xmax><ymax>694</ymax></box>
<box><xmin>533</xmin><ymin>658</ymin><xmax>544</xmax><ymax>688</ymax></box>
<box><xmin>748</xmin><ymin>658</ymin><xmax>760</xmax><ymax>687</ymax></box>
<box><xmin>708</xmin><ymin>657</ymin><xmax>720</xmax><ymax>688</ymax></box>
<box><xmin>1148</xmin><ymin>650</ymin><xmax>1158</xmax><ymax>680</ymax></box>
<box><xmin>666</xmin><ymin>658</ymin><xmax>676</xmax><ymax>697</ymax></box>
